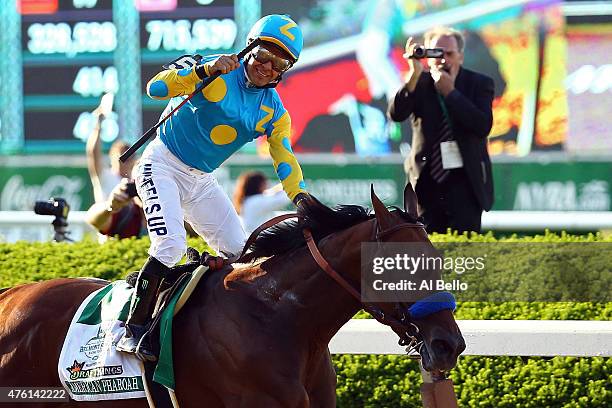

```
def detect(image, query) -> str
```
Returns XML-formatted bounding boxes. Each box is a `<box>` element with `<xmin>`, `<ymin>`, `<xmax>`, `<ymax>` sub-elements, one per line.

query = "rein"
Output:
<box><xmin>233</xmin><ymin>213</ymin><xmax>300</xmax><ymax>263</ymax></box>
<box><xmin>234</xmin><ymin>212</ymin><xmax>456</xmax><ymax>352</ymax></box>
<box><xmin>303</xmin><ymin>223</ymin><xmax>455</xmax><ymax>352</ymax></box>
<box><xmin>303</xmin><ymin>228</ymin><xmax>418</xmax><ymax>345</ymax></box>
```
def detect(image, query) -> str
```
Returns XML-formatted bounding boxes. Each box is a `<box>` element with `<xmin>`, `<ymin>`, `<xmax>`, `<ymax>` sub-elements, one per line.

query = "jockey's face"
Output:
<box><xmin>246</xmin><ymin>43</ymin><xmax>293</xmax><ymax>87</ymax></box>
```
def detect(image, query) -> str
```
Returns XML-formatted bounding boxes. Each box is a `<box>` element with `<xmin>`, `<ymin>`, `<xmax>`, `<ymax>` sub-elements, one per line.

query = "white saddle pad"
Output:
<box><xmin>58</xmin><ymin>282</ymin><xmax>146</xmax><ymax>402</ymax></box>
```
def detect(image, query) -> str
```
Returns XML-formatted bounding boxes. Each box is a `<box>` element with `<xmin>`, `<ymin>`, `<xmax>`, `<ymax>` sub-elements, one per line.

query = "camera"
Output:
<box><xmin>34</xmin><ymin>197</ymin><xmax>70</xmax><ymax>218</ymax></box>
<box><xmin>125</xmin><ymin>180</ymin><xmax>138</xmax><ymax>198</ymax></box>
<box><xmin>410</xmin><ymin>46</ymin><xmax>444</xmax><ymax>59</ymax></box>
<box><xmin>33</xmin><ymin>198</ymin><xmax>72</xmax><ymax>242</ymax></box>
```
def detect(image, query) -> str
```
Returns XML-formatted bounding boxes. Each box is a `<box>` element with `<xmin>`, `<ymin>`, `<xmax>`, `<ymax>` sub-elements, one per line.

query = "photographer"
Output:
<box><xmin>85</xmin><ymin>178</ymin><xmax>145</xmax><ymax>239</ymax></box>
<box><xmin>85</xmin><ymin>178</ymin><xmax>199</xmax><ymax>239</ymax></box>
<box><xmin>388</xmin><ymin>27</ymin><xmax>495</xmax><ymax>234</ymax></box>
<box><xmin>86</xmin><ymin>93</ymin><xmax>137</xmax><ymax>203</ymax></box>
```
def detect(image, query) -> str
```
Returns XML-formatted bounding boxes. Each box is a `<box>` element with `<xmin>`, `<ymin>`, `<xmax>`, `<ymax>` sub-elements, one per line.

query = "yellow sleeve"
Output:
<box><xmin>146</xmin><ymin>66</ymin><xmax>205</xmax><ymax>100</ymax></box>
<box><xmin>267</xmin><ymin>112</ymin><xmax>307</xmax><ymax>201</ymax></box>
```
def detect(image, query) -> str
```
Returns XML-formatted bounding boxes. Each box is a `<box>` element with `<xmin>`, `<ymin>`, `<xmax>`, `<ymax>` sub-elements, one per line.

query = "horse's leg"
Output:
<box><xmin>305</xmin><ymin>351</ymin><xmax>337</xmax><ymax>408</ymax></box>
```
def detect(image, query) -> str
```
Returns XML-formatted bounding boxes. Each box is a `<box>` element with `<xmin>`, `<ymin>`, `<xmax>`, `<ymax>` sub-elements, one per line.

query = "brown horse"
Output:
<box><xmin>0</xmin><ymin>186</ymin><xmax>465</xmax><ymax>407</ymax></box>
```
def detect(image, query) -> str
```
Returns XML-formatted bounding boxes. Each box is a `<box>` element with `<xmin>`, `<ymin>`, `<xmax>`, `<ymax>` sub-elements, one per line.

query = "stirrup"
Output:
<box><xmin>116</xmin><ymin>325</ymin><xmax>157</xmax><ymax>362</ymax></box>
<box><xmin>136</xmin><ymin>336</ymin><xmax>158</xmax><ymax>362</ymax></box>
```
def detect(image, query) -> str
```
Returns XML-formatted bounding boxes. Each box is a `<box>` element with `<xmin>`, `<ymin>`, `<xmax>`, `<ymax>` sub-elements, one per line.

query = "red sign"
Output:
<box><xmin>18</xmin><ymin>0</ymin><xmax>58</xmax><ymax>15</ymax></box>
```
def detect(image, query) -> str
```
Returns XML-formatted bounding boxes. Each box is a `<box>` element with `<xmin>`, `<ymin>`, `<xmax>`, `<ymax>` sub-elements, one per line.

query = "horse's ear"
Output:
<box><xmin>403</xmin><ymin>183</ymin><xmax>418</xmax><ymax>219</ymax></box>
<box><xmin>371</xmin><ymin>185</ymin><xmax>394</xmax><ymax>231</ymax></box>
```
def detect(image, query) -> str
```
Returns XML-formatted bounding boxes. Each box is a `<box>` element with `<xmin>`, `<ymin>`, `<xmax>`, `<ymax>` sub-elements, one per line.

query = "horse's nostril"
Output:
<box><xmin>431</xmin><ymin>339</ymin><xmax>454</xmax><ymax>357</ymax></box>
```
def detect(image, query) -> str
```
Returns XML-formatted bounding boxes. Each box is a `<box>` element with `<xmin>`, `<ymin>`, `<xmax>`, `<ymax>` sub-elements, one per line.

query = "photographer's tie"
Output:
<box><xmin>429</xmin><ymin>96</ymin><xmax>453</xmax><ymax>183</ymax></box>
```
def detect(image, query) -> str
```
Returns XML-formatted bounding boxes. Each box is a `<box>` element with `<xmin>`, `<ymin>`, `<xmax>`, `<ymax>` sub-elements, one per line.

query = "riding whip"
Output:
<box><xmin>120</xmin><ymin>40</ymin><xmax>261</xmax><ymax>163</ymax></box>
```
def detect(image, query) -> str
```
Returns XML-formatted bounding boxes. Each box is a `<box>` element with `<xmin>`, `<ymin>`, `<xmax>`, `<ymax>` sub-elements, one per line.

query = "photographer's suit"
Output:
<box><xmin>388</xmin><ymin>67</ymin><xmax>494</xmax><ymax>233</ymax></box>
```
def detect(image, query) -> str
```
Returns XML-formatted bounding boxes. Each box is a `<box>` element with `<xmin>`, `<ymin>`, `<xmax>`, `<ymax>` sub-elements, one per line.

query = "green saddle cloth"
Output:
<box><xmin>77</xmin><ymin>275</ymin><xmax>193</xmax><ymax>390</ymax></box>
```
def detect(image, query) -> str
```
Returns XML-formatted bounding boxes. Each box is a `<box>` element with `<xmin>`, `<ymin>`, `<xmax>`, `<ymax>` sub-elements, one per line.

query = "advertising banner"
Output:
<box><xmin>0</xmin><ymin>166</ymin><xmax>92</xmax><ymax>211</ymax></box>
<box><xmin>0</xmin><ymin>159</ymin><xmax>609</xmax><ymax>212</ymax></box>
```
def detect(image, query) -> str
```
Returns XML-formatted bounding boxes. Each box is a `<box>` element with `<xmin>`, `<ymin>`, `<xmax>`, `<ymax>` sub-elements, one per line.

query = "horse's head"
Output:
<box><xmin>233</xmin><ymin>185</ymin><xmax>465</xmax><ymax>372</ymax></box>
<box><xmin>369</xmin><ymin>184</ymin><xmax>465</xmax><ymax>372</ymax></box>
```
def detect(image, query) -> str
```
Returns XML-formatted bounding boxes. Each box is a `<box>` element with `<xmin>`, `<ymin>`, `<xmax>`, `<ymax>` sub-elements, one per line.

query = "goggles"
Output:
<box><xmin>251</xmin><ymin>46</ymin><xmax>293</xmax><ymax>73</ymax></box>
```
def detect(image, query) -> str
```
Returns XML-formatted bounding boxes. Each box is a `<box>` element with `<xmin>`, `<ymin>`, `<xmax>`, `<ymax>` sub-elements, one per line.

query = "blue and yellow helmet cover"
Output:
<box><xmin>247</xmin><ymin>14</ymin><xmax>303</xmax><ymax>62</ymax></box>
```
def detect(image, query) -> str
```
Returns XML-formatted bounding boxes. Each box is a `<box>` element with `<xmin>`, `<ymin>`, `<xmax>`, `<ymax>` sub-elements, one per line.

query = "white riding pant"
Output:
<box><xmin>135</xmin><ymin>138</ymin><xmax>246</xmax><ymax>267</ymax></box>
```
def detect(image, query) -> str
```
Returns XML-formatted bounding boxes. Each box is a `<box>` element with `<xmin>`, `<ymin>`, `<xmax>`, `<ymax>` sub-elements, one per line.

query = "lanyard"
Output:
<box><xmin>436</xmin><ymin>92</ymin><xmax>453</xmax><ymax>129</ymax></box>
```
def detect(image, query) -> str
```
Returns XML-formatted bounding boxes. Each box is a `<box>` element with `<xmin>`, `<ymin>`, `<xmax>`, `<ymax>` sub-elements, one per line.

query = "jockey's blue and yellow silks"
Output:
<box><xmin>146</xmin><ymin>57</ymin><xmax>306</xmax><ymax>200</ymax></box>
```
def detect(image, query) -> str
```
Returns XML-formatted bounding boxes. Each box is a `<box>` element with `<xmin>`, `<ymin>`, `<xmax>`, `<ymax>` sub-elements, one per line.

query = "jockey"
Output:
<box><xmin>116</xmin><ymin>14</ymin><xmax>309</xmax><ymax>361</ymax></box>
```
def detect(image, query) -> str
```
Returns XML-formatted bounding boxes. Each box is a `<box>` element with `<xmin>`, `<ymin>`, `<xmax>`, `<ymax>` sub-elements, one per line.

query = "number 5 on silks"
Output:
<box><xmin>119</xmin><ymin>39</ymin><xmax>260</xmax><ymax>163</ymax></box>
<box><xmin>162</xmin><ymin>54</ymin><xmax>203</xmax><ymax>70</ymax></box>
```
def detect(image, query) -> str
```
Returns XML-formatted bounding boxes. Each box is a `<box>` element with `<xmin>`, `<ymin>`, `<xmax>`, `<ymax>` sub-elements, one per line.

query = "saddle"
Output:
<box><xmin>58</xmin><ymin>248</ymin><xmax>230</xmax><ymax>405</ymax></box>
<box><xmin>125</xmin><ymin>247</ymin><xmax>228</xmax><ymax>362</ymax></box>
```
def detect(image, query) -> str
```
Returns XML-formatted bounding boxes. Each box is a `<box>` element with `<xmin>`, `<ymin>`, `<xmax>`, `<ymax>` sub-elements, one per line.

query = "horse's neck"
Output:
<box><xmin>256</xmin><ymin>226</ymin><xmax>366</xmax><ymax>344</ymax></box>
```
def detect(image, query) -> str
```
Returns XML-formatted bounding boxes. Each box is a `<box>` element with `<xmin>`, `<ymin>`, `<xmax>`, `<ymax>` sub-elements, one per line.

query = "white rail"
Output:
<box><xmin>1</xmin><ymin>211</ymin><xmax>612</xmax><ymax>242</ymax></box>
<box><xmin>0</xmin><ymin>211</ymin><xmax>94</xmax><ymax>242</ymax></box>
<box><xmin>481</xmin><ymin>211</ymin><xmax>612</xmax><ymax>232</ymax></box>
<box><xmin>331</xmin><ymin>319</ymin><xmax>612</xmax><ymax>357</ymax></box>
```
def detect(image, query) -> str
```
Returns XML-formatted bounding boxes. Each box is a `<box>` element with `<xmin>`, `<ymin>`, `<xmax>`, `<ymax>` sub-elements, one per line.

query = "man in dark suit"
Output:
<box><xmin>388</xmin><ymin>27</ymin><xmax>494</xmax><ymax>233</ymax></box>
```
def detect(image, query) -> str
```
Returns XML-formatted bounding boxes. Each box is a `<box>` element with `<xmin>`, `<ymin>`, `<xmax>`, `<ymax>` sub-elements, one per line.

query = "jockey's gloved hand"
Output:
<box><xmin>195</xmin><ymin>54</ymin><xmax>240</xmax><ymax>79</ymax></box>
<box><xmin>293</xmin><ymin>192</ymin><xmax>310</xmax><ymax>208</ymax></box>
<box><xmin>201</xmin><ymin>252</ymin><xmax>225</xmax><ymax>271</ymax></box>
<box><xmin>185</xmin><ymin>247</ymin><xmax>201</xmax><ymax>264</ymax></box>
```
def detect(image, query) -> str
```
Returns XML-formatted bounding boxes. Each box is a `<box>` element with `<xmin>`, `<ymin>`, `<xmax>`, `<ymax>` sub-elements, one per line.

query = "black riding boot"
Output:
<box><xmin>116</xmin><ymin>256</ymin><xmax>167</xmax><ymax>361</ymax></box>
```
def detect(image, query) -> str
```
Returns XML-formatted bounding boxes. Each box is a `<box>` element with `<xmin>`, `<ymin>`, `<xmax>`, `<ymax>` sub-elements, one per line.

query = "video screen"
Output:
<box><xmin>256</xmin><ymin>0</ymin><xmax>572</xmax><ymax>157</ymax></box>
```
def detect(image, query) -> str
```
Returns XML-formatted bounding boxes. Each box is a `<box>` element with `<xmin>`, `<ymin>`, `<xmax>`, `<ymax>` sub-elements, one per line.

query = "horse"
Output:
<box><xmin>0</xmin><ymin>186</ymin><xmax>465</xmax><ymax>407</ymax></box>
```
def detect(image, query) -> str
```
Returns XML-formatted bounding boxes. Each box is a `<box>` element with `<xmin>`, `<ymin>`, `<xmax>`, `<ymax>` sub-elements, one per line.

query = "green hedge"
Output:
<box><xmin>0</xmin><ymin>238</ymin><xmax>213</xmax><ymax>287</ymax></box>
<box><xmin>0</xmin><ymin>233</ymin><xmax>610</xmax><ymax>407</ymax></box>
<box><xmin>335</xmin><ymin>355</ymin><xmax>610</xmax><ymax>407</ymax></box>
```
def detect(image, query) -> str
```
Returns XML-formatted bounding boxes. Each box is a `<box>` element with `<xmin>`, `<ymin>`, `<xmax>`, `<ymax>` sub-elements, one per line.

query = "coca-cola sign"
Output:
<box><xmin>1</xmin><ymin>175</ymin><xmax>85</xmax><ymax>211</ymax></box>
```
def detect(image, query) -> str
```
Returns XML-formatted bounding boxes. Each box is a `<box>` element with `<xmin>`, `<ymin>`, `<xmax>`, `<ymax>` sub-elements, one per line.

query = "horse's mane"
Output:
<box><xmin>239</xmin><ymin>196</ymin><xmax>373</xmax><ymax>263</ymax></box>
<box><xmin>225</xmin><ymin>196</ymin><xmax>419</xmax><ymax>288</ymax></box>
<box><xmin>239</xmin><ymin>196</ymin><xmax>416</xmax><ymax>263</ymax></box>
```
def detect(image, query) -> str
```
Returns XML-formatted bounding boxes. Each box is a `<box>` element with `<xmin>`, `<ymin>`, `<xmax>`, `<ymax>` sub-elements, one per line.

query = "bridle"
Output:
<box><xmin>235</xmin><ymin>212</ymin><xmax>453</xmax><ymax>356</ymax></box>
<box><xmin>304</xmin><ymin>217</ymin><xmax>427</xmax><ymax>355</ymax></box>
